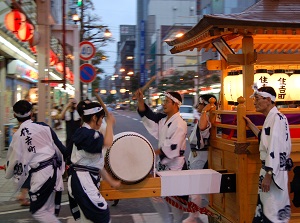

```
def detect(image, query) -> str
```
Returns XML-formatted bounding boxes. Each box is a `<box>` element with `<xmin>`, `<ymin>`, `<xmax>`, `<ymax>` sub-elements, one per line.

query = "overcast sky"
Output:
<box><xmin>93</xmin><ymin>1</ymin><xmax>137</xmax><ymax>76</ymax></box>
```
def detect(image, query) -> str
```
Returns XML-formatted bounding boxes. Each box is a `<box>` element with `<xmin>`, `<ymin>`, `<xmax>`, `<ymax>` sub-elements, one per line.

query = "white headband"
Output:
<box><xmin>83</xmin><ymin>107</ymin><xmax>103</xmax><ymax>116</ymax></box>
<box><xmin>250</xmin><ymin>83</ymin><xmax>276</xmax><ymax>102</ymax></box>
<box><xmin>163</xmin><ymin>92</ymin><xmax>182</xmax><ymax>106</ymax></box>
<box><xmin>14</xmin><ymin>111</ymin><xmax>31</xmax><ymax>118</ymax></box>
<box><xmin>199</xmin><ymin>97</ymin><xmax>208</xmax><ymax>105</ymax></box>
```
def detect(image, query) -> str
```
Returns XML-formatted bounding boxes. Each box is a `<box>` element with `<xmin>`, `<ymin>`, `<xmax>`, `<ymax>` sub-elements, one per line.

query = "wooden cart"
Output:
<box><xmin>165</xmin><ymin>0</ymin><xmax>300</xmax><ymax>222</ymax></box>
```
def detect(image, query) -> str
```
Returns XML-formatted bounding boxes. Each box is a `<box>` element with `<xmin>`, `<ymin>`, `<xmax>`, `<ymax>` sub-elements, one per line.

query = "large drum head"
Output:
<box><xmin>105</xmin><ymin>132</ymin><xmax>154</xmax><ymax>184</ymax></box>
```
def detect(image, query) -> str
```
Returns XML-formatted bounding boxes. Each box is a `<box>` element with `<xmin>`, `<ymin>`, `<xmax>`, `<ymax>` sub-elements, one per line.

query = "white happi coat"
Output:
<box><xmin>5</xmin><ymin>120</ymin><xmax>65</xmax><ymax>193</ymax></box>
<box><xmin>68</xmin><ymin>123</ymin><xmax>108</xmax><ymax>212</ymax></box>
<box><xmin>256</xmin><ymin>106</ymin><xmax>291</xmax><ymax>222</ymax></box>
<box><xmin>138</xmin><ymin>105</ymin><xmax>187</xmax><ymax>171</ymax></box>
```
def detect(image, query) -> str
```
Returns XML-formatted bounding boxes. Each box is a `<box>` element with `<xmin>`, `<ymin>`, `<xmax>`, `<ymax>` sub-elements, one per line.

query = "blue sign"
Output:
<box><xmin>80</xmin><ymin>64</ymin><xmax>96</xmax><ymax>83</ymax></box>
<box><xmin>140</xmin><ymin>20</ymin><xmax>146</xmax><ymax>86</ymax></box>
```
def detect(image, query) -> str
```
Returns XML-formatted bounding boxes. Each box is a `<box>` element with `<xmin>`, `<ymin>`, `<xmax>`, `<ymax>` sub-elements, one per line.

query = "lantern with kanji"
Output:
<box><xmin>4</xmin><ymin>9</ymin><xmax>26</xmax><ymax>33</ymax></box>
<box><xmin>16</xmin><ymin>22</ymin><xmax>34</xmax><ymax>42</ymax></box>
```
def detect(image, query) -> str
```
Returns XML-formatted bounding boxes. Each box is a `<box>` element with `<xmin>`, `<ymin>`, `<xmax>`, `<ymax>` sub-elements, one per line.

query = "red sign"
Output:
<box><xmin>80</xmin><ymin>63</ymin><xmax>96</xmax><ymax>83</ymax></box>
<box><xmin>80</xmin><ymin>41</ymin><xmax>96</xmax><ymax>61</ymax></box>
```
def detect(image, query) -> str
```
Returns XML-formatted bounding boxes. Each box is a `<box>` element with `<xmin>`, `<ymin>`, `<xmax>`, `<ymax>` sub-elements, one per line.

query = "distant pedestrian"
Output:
<box><xmin>5</xmin><ymin>100</ymin><xmax>67</xmax><ymax>223</ymax></box>
<box><xmin>51</xmin><ymin>105</ymin><xmax>62</xmax><ymax>130</ymax></box>
<box><xmin>58</xmin><ymin>98</ymin><xmax>81</xmax><ymax>147</ymax></box>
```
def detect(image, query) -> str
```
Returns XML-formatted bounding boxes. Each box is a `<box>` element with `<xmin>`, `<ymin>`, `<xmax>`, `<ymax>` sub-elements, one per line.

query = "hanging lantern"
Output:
<box><xmin>49</xmin><ymin>50</ymin><xmax>58</xmax><ymax>66</ymax></box>
<box><xmin>223</xmin><ymin>71</ymin><xmax>243</xmax><ymax>102</ymax></box>
<box><xmin>16</xmin><ymin>22</ymin><xmax>34</xmax><ymax>42</ymax></box>
<box><xmin>287</xmin><ymin>70</ymin><xmax>300</xmax><ymax>101</ymax></box>
<box><xmin>254</xmin><ymin>69</ymin><xmax>270</xmax><ymax>88</ymax></box>
<box><xmin>269</xmin><ymin>69</ymin><xmax>291</xmax><ymax>101</ymax></box>
<box><xmin>67</xmin><ymin>71</ymin><xmax>74</xmax><ymax>85</ymax></box>
<box><xmin>28</xmin><ymin>31</ymin><xmax>40</xmax><ymax>47</ymax></box>
<box><xmin>4</xmin><ymin>9</ymin><xmax>26</xmax><ymax>32</ymax></box>
<box><xmin>30</xmin><ymin>46</ymin><xmax>37</xmax><ymax>54</ymax></box>
<box><xmin>55</xmin><ymin>62</ymin><xmax>64</xmax><ymax>73</ymax></box>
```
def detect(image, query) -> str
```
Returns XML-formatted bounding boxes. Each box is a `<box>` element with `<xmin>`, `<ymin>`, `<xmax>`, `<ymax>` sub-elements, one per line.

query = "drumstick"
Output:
<box><xmin>133</xmin><ymin>75</ymin><xmax>157</xmax><ymax>100</ymax></box>
<box><xmin>95</xmin><ymin>93</ymin><xmax>109</xmax><ymax>115</ymax></box>
<box><xmin>141</xmin><ymin>75</ymin><xmax>157</xmax><ymax>92</ymax></box>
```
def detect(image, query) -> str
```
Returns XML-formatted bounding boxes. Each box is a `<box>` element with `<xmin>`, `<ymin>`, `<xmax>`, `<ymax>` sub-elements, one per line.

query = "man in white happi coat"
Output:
<box><xmin>244</xmin><ymin>85</ymin><xmax>293</xmax><ymax>223</ymax></box>
<box><xmin>135</xmin><ymin>90</ymin><xmax>187</xmax><ymax>223</ymax></box>
<box><xmin>5</xmin><ymin>100</ymin><xmax>66</xmax><ymax>223</ymax></box>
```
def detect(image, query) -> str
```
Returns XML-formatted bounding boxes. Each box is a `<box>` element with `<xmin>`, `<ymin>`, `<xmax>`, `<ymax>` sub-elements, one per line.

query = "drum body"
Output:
<box><xmin>105</xmin><ymin>132</ymin><xmax>154</xmax><ymax>184</ymax></box>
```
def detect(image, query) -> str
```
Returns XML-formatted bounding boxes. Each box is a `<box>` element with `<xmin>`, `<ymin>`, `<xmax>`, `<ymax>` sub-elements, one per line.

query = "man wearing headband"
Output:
<box><xmin>244</xmin><ymin>86</ymin><xmax>292</xmax><ymax>223</ymax></box>
<box><xmin>5</xmin><ymin>100</ymin><xmax>67</xmax><ymax>222</ymax></box>
<box><xmin>134</xmin><ymin>89</ymin><xmax>187</xmax><ymax>223</ymax></box>
<box><xmin>67</xmin><ymin>102</ymin><xmax>120</xmax><ymax>223</ymax></box>
<box><xmin>183</xmin><ymin>94</ymin><xmax>217</xmax><ymax>223</ymax></box>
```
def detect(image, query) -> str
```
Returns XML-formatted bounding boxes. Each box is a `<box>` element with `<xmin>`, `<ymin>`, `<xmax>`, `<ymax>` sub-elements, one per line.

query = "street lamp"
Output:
<box><xmin>72</xmin><ymin>13</ymin><xmax>80</xmax><ymax>24</ymax></box>
<box><xmin>104</xmin><ymin>28</ymin><xmax>112</xmax><ymax>38</ymax></box>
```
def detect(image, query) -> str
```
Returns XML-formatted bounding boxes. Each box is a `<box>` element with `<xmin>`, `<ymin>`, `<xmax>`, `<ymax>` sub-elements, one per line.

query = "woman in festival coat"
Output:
<box><xmin>67</xmin><ymin>102</ymin><xmax>120</xmax><ymax>223</ymax></box>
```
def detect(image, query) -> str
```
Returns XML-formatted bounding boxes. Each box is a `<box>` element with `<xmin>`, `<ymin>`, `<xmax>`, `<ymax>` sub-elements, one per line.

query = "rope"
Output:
<box><xmin>165</xmin><ymin>196</ymin><xmax>221</xmax><ymax>220</ymax></box>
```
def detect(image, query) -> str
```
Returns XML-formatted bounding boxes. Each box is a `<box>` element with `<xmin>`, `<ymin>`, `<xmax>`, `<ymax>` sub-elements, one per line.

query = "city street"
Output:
<box><xmin>0</xmin><ymin>109</ymin><xmax>208</xmax><ymax>223</ymax></box>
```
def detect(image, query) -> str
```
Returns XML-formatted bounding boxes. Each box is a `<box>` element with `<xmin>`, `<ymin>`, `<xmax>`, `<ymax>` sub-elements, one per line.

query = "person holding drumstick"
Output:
<box><xmin>67</xmin><ymin>102</ymin><xmax>121</xmax><ymax>223</ymax></box>
<box><xmin>135</xmin><ymin>89</ymin><xmax>188</xmax><ymax>223</ymax></box>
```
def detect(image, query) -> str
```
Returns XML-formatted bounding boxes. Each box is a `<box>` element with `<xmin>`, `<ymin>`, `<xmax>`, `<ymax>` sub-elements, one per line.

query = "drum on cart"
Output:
<box><xmin>105</xmin><ymin>131</ymin><xmax>155</xmax><ymax>184</ymax></box>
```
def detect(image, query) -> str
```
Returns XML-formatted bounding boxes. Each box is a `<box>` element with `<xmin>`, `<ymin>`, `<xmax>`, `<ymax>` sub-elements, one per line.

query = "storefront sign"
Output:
<box><xmin>8</xmin><ymin>60</ymin><xmax>38</xmax><ymax>82</ymax></box>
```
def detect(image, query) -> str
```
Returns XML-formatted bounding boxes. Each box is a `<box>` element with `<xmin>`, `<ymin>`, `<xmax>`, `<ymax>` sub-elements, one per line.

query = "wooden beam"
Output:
<box><xmin>100</xmin><ymin>176</ymin><xmax>161</xmax><ymax>200</ymax></box>
<box><xmin>227</xmin><ymin>54</ymin><xmax>245</xmax><ymax>65</ymax></box>
<box><xmin>256</xmin><ymin>54</ymin><xmax>300</xmax><ymax>64</ymax></box>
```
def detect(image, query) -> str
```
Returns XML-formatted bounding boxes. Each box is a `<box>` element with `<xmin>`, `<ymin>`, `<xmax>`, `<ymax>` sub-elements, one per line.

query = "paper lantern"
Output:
<box><xmin>49</xmin><ymin>50</ymin><xmax>58</xmax><ymax>66</ymax></box>
<box><xmin>66</xmin><ymin>70</ymin><xmax>74</xmax><ymax>84</ymax></box>
<box><xmin>4</xmin><ymin>10</ymin><xmax>26</xmax><ymax>32</ymax></box>
<box><xmin>30</xmin><ymin>46</ymin><xmax>37</xmax><ymax>54</ymax></box>
<box><xmin>68</xmin><ymin>71</ymin><xmax>74</xmax><ymax>85</ymax></box>
<box><xmin>28</xmin><ymin>31</ymin><xmax>40</xmax><ymax>47</ymax></box>
<box><xmin>269</xmin><ymin>69</ymin><xmax>291</xmax><ymax>101</ymax></box>
<box><xmin>16</xmin><ymin>22</ymin><xmax>34</xmax><ymax>41</ymax></box>
<box><xmin>223</xmin><ymin>71</ymin><xmax>243</xmax><ymax>102</ymax></box>
<box><xmin>254</xmin><ymin>69</ymin><xmax>270</xmax><ymax>88</ymax></box>
<box><xmin>55</xmin><ymin>62</ymin><xmax>64</xmax><ymax>73</ymax></box>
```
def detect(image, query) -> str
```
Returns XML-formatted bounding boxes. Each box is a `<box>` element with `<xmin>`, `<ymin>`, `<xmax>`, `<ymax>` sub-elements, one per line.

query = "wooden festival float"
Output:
<box><xmin>164</xmin><ymin>0</ymin><xmax>300</xmax><ymax>222</ymax></box>
<box><xmin>100</xmin><ymin>1</ymin><xmax>300</xmax><ymax>222</ymax></box>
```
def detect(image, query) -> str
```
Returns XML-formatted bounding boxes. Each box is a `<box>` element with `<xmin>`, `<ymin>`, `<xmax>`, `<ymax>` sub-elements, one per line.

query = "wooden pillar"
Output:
<box><xmin>36</xmin><ymin>0</ymin><xmax>50</xmax><ymax>123</ymax></box>
<box><xmin>242</xmin><ymin>36</ymin><xmax>255</xmax><ymax>111</ymax></box>
<box><xmin>235</xmin><ymin>97</ymin><xmax>250</xmax><ymax>222</ymax></box>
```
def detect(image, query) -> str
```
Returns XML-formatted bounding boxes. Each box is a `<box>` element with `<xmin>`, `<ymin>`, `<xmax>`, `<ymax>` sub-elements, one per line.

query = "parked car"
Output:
<box><xmin>179</xmin><ymin>105</ymin><xmax>198</xmax><ymax>126</ymax></box>
<box><xmin>115</xmin><ymin>104</ymin><xmax>129</xmax><ymax>110</ymax></box>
